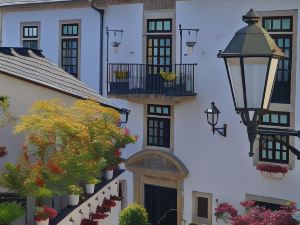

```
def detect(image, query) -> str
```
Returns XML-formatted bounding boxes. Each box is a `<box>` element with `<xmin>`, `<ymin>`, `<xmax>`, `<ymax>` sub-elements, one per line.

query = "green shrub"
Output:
<box><xmin>67</xmin><ymin>185</ymin><xmax>83</xmax><ymax>195</ymax></box>
<box><xmin>119</xmin><ymin>203</ymin><xmax>150</xmax><ymax>225</ymax></box>
<box><xmin>0</xmin><ymin>202</ymin><xmax>25</xmax><ymax>225</ymax></box>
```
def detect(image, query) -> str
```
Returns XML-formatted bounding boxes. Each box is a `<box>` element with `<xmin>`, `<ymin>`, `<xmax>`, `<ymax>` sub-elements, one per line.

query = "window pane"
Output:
<box><xmin>156</xmin><ymin>21</ymin><xmax>163</xmax><ymax>30</ymax></box>
<box><xmin>264</xmin><ymin>19</ymin><xmax>272</xmax><ymax>30</ymax></box>
<box><xmin>262</xmin><ymin>114</ymin><xmax>269</xmax><ymax>123</ymax></box>
<box><xmin>163</xmin><ymin>107</ymin><xmax>169</xmax><ymax>115</ymax></box>
<box><xmin>271</xmin><ymin>114</ymin><xmax>279</xmax><ymax>123</ymax></box>
<box><xmin>164</xmin><ymin>20</ymin><xmax>171</xmax><ymax>31</ymax></box>
<box><xmin>280</xmin><ymin>115</ymin><xmax>288</xmax><ymax>125</ymax></box>
<box><xmin>148</xmin><ymin>21</ymin><xmax>155</xmax><ymax>31</ymax></box>
<box><xmin>282</xmin><ymin>19</ymin><xmax>291</xmax><ymax>30</ymax></box>
<box><xmin>197</xmin><ymin>197</ymin><xmax>208</xmax><ymax>218</ymax></box>
<box><xmin>273</xmin><ymin>19</ymin><xmax>281</xmax><ymax>29</ymax></box>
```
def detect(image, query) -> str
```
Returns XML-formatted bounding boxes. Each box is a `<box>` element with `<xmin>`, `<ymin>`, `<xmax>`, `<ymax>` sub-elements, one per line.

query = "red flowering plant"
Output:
<box><xmin>80</xmin><ymin>218</ymin><xmax>97</xmax><ymax>225</ymax></box>
<box><xmin>231</xmin><ymin>202</ymin><xmax>298</xmax><ymax>225</ymax></box>
<box><xmin>240</xmin><ymin>200</ymin><xmax>256</xmax><ymax>211</ymax></box>
<box><xmin>256</xmin><ymin>163</ymin><xmax>288</xmax><ymax>174</ymax></box>
<box><xmin>102</xmin><ymin>198</ymin><xmax>117</xmax><ymax>208</ymax></box>
<box><xmin>34</xmin><ymin>206</ymin><xmax>57</xmax><ymax>221</ymax></box>
<box><xmin>91</xmin><ymin>212</ymin><xmax>109</xmax><ymax>220</ymax></box>
<box><xmin>214</xmin><ymin>202</ymin><xmax>237</xmax><ymax>223</ymax></box>
<box><xmin>110</xmin><ymin>194</ymin><xmax>123</xmax><ymax>201</ymax></box>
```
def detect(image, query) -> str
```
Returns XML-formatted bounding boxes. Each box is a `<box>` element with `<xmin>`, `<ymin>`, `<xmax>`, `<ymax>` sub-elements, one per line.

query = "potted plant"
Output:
<box><xmin>34</xmin><ymin>205</ymin><xmax>57</xmax><ymax>225</ymax></box>
<box><xmin>119</xmin><ymin>203</ymin><xmax>150</xmax><ymax>225</ymax></box>
<box><xmin>85</xmin><ymin>177</ymin><xmax>100</xmax><ymax>194</ymax></box>
<box><xmin>0</xmin><ymin>202</ymin><xmax>25</xmax><ymax>225</ymax></box>
<box><xmin>105</xmin><ymin>166</ymin><xmax>115</xmax><ymax>180</ymax></box>
<box><xmin>67</xmin><ymin>185</ymin><xmax>83</xmax><ymax>206</ymax></box>
<box><xmin>256</xmin><ymin>163</ymin><xmax>288</xmax><ymax>179</ymax></box>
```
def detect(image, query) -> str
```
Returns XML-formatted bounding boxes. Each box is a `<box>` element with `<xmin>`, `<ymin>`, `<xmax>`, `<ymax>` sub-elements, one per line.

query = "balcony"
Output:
<box><xmin>107</xmin><ymin>63</ymin><xmax>197</xmax><ymax>103</ymax></box>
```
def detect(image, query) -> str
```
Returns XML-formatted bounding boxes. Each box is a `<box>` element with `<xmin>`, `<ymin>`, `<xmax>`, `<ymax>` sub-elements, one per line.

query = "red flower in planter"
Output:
<box><xmin>35</xmin><ymin>206</ymin><xmax>57</xmax><ymax>221</ymax></box>
<box><xmin>114</xmin><ymin>149</ymin><xmax>121</xmax><ymax>158</ymax></box>
<box><xmin>256</xmin><ymin>163</ymin><xmax>288</xmax><ymax>174</ymax></box>
<box><xmin>35</xmin><ymin>175</ymin><xmax>44</xmax><ymax>187</ymax></box>
<box><xmin>215</xmin><ymin>202</ymin><xmax>237</xmax><ymax>220</ymax></box>
<box><xmin>240</xmin><ymin>200</ymin><xmax>256</xmax><ymax>208</ymax></box>
<box><xmin>80</xmin><ymin>218</ymin><xmax>97</xmax><ymax>225</ymax></box>
<box><xmin>91</xmin><ymin>212</ymin><xmax>109</xmax><ymax>220</ymax></box>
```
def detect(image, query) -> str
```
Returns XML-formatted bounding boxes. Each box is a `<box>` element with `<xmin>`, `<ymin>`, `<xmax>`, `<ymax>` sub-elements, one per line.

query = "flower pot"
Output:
<box><xmin>68</xmin><ymin>194</ymin><xmax>80</xmax><ymax>206</ymax></box>
<box><xmin>85</xmin><ymin>184</ymin><xmax>95</xmax><ymax>194</ymax></box>
<box><xmin>35</xmin><ymin>219</ymin><xmax>49</xmax><ymax>225</ymax></box>
<box><xmin>261</xmin><ymin>171</ymin><xmax>284</xmax><ymax>179</ymax></box>
<box><xmin>105</xmin><ymin>170</ymin><xmax>114</xmax><ymax>180</ymax></box>
<box><xmin>119</xmin><ymin>162</ymin><xmax>125</xmax><ymax>170</ymax></box>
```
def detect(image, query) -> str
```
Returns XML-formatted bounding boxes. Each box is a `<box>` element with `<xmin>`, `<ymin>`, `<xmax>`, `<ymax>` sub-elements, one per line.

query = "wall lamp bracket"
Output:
<box><xmin>205</xmin><ymin>102</ymin><xmax>227</xmax><ymax>137</ymax></box>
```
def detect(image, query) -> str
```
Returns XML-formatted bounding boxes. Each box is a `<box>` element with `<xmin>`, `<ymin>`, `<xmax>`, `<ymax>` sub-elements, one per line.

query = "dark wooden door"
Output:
<box><xmin>144</xmin><ymin>184</ymin><xmax>177</xmax><ymax>225</ymax></box>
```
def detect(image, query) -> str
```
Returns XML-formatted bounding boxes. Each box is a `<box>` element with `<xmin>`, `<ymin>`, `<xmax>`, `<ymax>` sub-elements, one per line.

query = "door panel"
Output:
<box><xmin>144</xmin><ymin>184</ymin><xmax>177</xmax><ymax>225</ymax></box>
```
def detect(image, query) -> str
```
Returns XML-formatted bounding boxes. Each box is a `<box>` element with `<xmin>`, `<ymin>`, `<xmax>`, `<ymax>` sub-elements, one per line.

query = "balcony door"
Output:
<box><xmin>146</xmin><ymin>19</ymin><xmax>172</xmax><ymax>93</ymax></box>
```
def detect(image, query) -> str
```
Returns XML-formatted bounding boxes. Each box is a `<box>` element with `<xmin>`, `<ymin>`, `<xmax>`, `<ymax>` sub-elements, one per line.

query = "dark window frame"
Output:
<box><xmin>259</xmin><ymin>135</ymin><xmax>289</xmax><ymax>164</ymax></box>
<box><xmin>147</xmin><ymin>19</ymin><xmax>172</xmax><ymax>33</ymax></box>
<box><xmin>260</xmin><ymin>111</ymin><xmax>290</xmax><ymax>127</ymax></box>
<box><xmin>147</xmin><ymin>117</ymin><xmax>171</xmax><ymax>148</ymax></box>
<box><xmin>197</xmin><ymin>197</ymin><xmax>209</xmax><ymax>219</ymax></box>
<box><xmin>147</xmin><ymin>104</ymin><xmax>171</xmax><ymax>116</ymax></box>
<box><xmin>61</xmin><ymin>23</ymin><xmax>79</xmax><ymax>37</ymax></box>
<box><xmin>61</xmin><ymin>23</ymin><xmax>80</xmax><ymax>77</ymax></box>
<box><xmin>22</xmin><ymin>25</ymin><xmax>38</xmax><ymax>38</ymax></box>
<box><xmin>262</xmin><ymin>16</ymin><xmax>293</xmax><ymax>32</ymax></box>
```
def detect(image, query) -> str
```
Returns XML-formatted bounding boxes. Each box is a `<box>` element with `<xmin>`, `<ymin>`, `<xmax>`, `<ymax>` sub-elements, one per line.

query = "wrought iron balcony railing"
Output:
<box><xmin>107</xmin><ymin>63</ymin><xmax>196</xmax><ymax>97</ymax></box>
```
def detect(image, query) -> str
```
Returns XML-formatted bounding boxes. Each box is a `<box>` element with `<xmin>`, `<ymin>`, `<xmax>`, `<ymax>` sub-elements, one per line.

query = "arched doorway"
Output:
<box><xmin>126</xmin><ymin>149</ymin><xmax>189</xmax><ymax>225</ymax></box>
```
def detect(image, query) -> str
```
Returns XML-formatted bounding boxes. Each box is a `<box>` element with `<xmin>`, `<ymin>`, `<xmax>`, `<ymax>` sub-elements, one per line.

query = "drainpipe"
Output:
<box><xmin>90</xmin><ymin>1</ymin><xmax>104</xmax><ymax>95</ymax></box>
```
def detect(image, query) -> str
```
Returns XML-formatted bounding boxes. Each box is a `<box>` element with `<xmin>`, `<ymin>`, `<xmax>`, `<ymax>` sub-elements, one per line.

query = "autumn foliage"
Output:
<box><xmin>0</xmin><ymin>99</ymin><xmax>136</xmax><ymax>202</ymax></box>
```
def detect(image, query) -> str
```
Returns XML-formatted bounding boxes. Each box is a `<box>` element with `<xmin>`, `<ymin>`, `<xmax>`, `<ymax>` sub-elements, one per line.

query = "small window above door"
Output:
<box><xmin>147</xmin><ymin>19</ymin><xmax>172</xmax><ymax>33</ymax></box>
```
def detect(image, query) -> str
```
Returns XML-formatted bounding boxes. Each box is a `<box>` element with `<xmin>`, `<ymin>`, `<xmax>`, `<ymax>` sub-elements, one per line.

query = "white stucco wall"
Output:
<box><xmin>176</xmin><ymin>0</ymin><xmax>300</xmax><ymax>223</ymax></box>
<box><xmin>2</xmin><ymin>7</ymin><xmax>101</xmax><ymax>92</ymax></box>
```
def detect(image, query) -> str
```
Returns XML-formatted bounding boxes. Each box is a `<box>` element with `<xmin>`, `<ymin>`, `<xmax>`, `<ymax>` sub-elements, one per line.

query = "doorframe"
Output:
<box><xmin>133</xmin><ymin>171</ymin><xmax>184</xmax><ymax>225</ymax></box>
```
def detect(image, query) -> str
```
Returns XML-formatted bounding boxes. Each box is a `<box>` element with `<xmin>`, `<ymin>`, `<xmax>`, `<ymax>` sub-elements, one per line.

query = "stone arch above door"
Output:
<box><xmin>125</xmin><ymin>149</ymin><xmax>189</xmax><ymax>179</ymax></box>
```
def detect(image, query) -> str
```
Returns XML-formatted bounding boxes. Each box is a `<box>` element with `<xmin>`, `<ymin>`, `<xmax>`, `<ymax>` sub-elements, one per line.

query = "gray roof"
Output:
<box><xmin>0</xmin><ymin>47</ymin><xmax>119</xmax><ymax>109</ymax></box>
<box><xmin>0</xmin><ymin>0</ymin><xmax>72</xmax><ymax>6</ymax></box>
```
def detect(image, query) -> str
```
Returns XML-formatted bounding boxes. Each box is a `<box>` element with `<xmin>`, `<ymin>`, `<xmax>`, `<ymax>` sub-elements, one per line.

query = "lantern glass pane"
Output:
<box><xmin>243</xmin><ymin>57</ymin><xmax>268</xmax><ymax>109</ymax></box>
<box><xmin>263</xmin><ymin>58</ymin><xmax>279</xmax><ymax>109</ymax></box>
<box><xmin>226</xmin><ymin>58</ymin><xmax>244</xmax><ymax>109</ymax></box>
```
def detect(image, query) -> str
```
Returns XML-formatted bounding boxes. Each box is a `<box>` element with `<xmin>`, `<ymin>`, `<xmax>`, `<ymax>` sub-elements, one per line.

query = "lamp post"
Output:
<box><xmin>179</xmin><ymin>24</ymin><xmax>199</xmax><ymax>63</ymax></box>
<box><xmin>218</xmin><ymin>9</ymin><xmax>300</xmax><ymax>158</ymax></box>
<box><xmin>106</xmin><ymin>26</ymin><xmax>124</xmax><ymax>63</ymax></box>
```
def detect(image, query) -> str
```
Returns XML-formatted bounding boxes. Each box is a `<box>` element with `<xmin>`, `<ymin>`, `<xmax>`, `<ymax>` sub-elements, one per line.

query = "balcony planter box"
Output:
<box><xmin>256</xmin><ymin>163</ymin><xmax>288</xmax><ymax>180</ymax></box>
<box><xmin>261</xmin><ymin>171</ymin><xmax>285</xmax><ymax>179</ymax></box>
<box><xmin>85</xmin><ymin>184</ymin><xmax>95</xmax><ymax>194</ymax></box>
<box><xmin>35</xmin><ymin>219</ymin><xmax>49</xmax><ymax>225</ymax></box>
<box><xmin>105</xmin><ymin>170</ymin><xmax>114</xmax><ymax>180</ymax></box>
<box><xmin>109</xmin><ymin>82</ymin><xmax>129</xmax><ymax>94</ymax></box>
<box><xmin>68</xmin><ymin>194</ymin><xmax>80</xmax><ymax>206</ymax></box>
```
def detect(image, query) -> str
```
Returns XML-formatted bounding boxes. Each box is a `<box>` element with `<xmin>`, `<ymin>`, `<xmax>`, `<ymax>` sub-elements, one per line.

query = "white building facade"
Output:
<box><xmin>1</xmin><ymin>0</ymin><xmax>300</xmax><ymax>224</ymax></box>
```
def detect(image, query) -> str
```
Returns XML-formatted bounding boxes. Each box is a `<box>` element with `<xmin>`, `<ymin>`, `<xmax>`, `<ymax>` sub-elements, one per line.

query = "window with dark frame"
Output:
<box><xmin>259</xmin><ymin>135</ymin><xmax>289</xmax><ymax>164</ymax></box>
<box><xmin>197</xmin><ymin>197</ymin><xmax>209</xmax><ymax>218</ymax></box>
<box><xmin>147</xmin><ymin>19</ymin><xmax>172</xmax><ymax>33</ymax></box>
<box><xmin>262</xmin><ymin>16</ymin><xmax>293</xmax><ymax>104</ymax></box>
<box><xmin>61</xmin><ymin>23</ymin><xmax>79</xmax><ymax>77</ymax></box>
<box><xmin>260</xmin><ymin>112</ymin><xmax>290</xmax><ymax>127</ymax></box>
<box><xmin>22</xmin><ymin>25</ymin><xmax>38</xmax><ymax>49</ymax></box>
<box><xmin>147</xmin><ymin>105</ymin><xmax>171</xmax><ymax>148</ymax></box>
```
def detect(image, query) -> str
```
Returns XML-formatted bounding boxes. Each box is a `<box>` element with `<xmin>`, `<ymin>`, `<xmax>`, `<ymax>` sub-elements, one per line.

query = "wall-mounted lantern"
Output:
<box><xmin>218</xmin><ymin>9</ymin><xmax>300</xmax><ymax>159</ymax></box>
<box><xmin>120</xmin><ymin>108</ymin><xmax>130</xmax><ymax>124</ymax></box>
<box><xmin>106</xmin><ymin>26</ymin><xmax>124</xmax><ymax>62</ymax></box>
<box><xmin>204</xmin><ymin>102</ymin><xmax>227</xmax><ymax>137</ymax></box>
<box><xmin>179</xmin><ymin>24</ymin><xmax>199</xmax><ymax>63</ymax></box>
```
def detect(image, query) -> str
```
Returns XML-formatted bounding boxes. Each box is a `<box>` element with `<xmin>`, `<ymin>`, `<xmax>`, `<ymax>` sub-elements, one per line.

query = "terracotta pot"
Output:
<box><xmin>68</xmin><ymin>194</ymin><xmax>80</xmax><ymax>206</ymax></box>
<box><xmin>85</xmin><ymin>184</ymin><xmax>95</xmax><ymax>194</ymax></box>
<box><xmin>35</xmin><ymin>219</ymin><xmax>49</xmax><ymax>225</ymax></box>
<box><xmin>105</xmin><ymin>170</ymin><xmax>114</xmax><ymax>180</ymax></box>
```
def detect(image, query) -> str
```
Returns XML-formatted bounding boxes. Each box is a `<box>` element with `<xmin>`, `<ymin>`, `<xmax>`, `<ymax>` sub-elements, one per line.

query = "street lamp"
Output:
<box><xmin>218</xmin><ymin>9</ymin><xmax>300</xmax><ymax>158</ymax></box>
